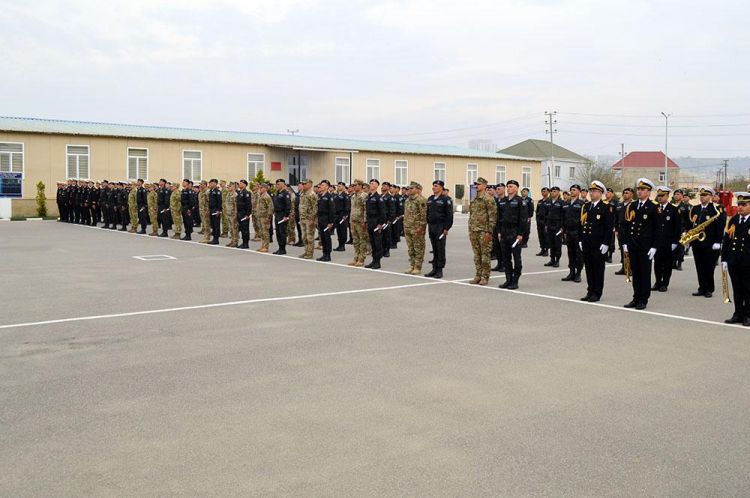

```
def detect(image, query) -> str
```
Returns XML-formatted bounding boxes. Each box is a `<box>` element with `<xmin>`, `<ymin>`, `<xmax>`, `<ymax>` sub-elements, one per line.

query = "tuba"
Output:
<box><xmin>679</xmin><ymin>211</ymin><xmax>721</xmax><ymax>246</ymax></box>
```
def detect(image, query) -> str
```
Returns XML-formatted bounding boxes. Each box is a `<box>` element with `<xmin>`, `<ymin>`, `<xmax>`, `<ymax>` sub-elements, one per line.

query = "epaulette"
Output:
<box><xmin>651</xmin><ymin>200</ymin><xmax>659</xmax><ymax>205</ymax></box>
<box><xmin>602</xmin><ymin>200</ymin><xmax>609</xmax><ymax>205</ymax></box>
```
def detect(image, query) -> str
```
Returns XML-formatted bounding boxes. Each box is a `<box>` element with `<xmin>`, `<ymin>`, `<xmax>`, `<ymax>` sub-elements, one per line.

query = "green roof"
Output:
<box><xmin>0</xmin><ymin>116</ymin><xmax>532</xmax><ymax>162</ymax></box>
<box><xmin>498</xmin><ymin>139</ymin><xmax>589</xmax><ymax>162</ymax></box>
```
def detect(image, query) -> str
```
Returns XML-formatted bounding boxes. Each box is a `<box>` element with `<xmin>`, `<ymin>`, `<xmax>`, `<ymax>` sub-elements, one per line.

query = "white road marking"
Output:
<box><xmin>66</xmin><ymin>224</ymin><xmax>737</xmax><ymax>330</ymax></box>
<box><xmin>0</xmin><ymin>281</ymin><xmax>446</xmax><ymax>330</ymax></box>
<box><xmin>133</xmin><ymin>254</ymin><xmax>176</xmax><ymax>261</ymax></box>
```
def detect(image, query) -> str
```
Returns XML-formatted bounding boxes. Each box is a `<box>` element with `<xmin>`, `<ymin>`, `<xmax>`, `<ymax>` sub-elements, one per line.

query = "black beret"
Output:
<box><xmin>432</xmin><ymin>180</ymin><xmax>445</xmax><ymax>187</ymax></box>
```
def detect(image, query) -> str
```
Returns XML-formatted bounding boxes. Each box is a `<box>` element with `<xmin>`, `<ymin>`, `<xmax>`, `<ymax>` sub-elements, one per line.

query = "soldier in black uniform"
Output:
<box><xmin>605</xmin><ymin>188</ymin><xmax>619</xmax><ymax>262</ymax></box>
<box><xmin>207</xmin><ymin>178</ymin><xmax>223</xmax><ymax>245</ymax></box>
<box><xmin>180</xmin><ymin>179</ymin><xmax>196</xmax><ymax>240</ymax></box>
<box><xmin>672</xmin><ymin>189</ymin><xmax>690</xmax><ymax>270</ymax></box>
<box><xmin>316</xmin><ymin>180</ymin><xmax>336</xmax><ymax>261</ymax></box>
<box><xmin>273</xmin><ymin>179</ymin><xmax>292</xmax><ymax>254</ymax></box>
<box><xmin>561</xmin><ymin>184</ymin><xmax>584</xmax><ymax>283</ymax></box>
<box><xmin>544</xmin><ymin>186</ymin><xmax>564</xmax><ymax>268</ymax></box>
<box><xmin>380</xmin><ymin>182</ymin><xmax>395</xmax><ymax>257</ymax></box>
<box><xmin>366</xmin><ymin>179</ymin><xmax>387</xmax><ymax>269</ymax></box>
<box><xmin>425</xmin><ymin>180</ymin><xmax>453</xmax><ymax>278</ymax></box>
<box><xmin>110</xmin><ymin>183</ymin><xmax>120</xmax><ymax>229</ymax></box>
<box><xmin>721</xmin><ymin>192</ymin><xmax>750</xmax><ymax>326</ymax></box>
<box><xmin>293</xmin><ymin>184</ymin><xmax>303</xmax><ymax>247</ymax></box>
<box><xmin>56</xmin><ymin>182</ymin><xmax>68</xmax><ymax>222</ymax></box>
<box><xmin>520</xmin><ymin>187</ymin><xmax>534</xmax><ymax>248</ymax></box>
<box><xmin>157</xmin><ymin>179</ymin><xmax>171</xmax><ymax>236</ymax></box>
<box><xmin>491</xmin><ymin>183</ymin><xmax>505</xmax><ymax>272</ymax></box>
<box><xmin>79</xmin><ymin>182</ymin><xmax>90</xmax><ymax>226</ymax></box>
<box><xmin>580</xmin><ymin>181</ymin><xmax>614</xmax><ymax>302</ymax></box>
<box><xmin>497</xmin><ymin>179</ymin><xmax>528</xmax><ymax>289</ymax></box>
<box><xmin>333</xmin><ymin>182</ymin><xmax>350</xmax><ymax>251</ymax></box>
<box><xmin>136</xmin><ymin>179</ymin><xmax>148</xmax><ymax>234</ymax></box>
<box><xmin>623</xmin><ymin>178</ymin><xmax>661</xmax><ymax>310</ymax></box>
<box><xmin>236</xmin><ymin>179</ymin><xmax>251</xmax><ymax>249</ymax></box>
<box><xmin>614</xmin><ymin>187</ymin><xmax>634</xmax><ymax>275</ymax></box>
<box><xmin>100</xmin><ymin>181</ymin><xmax>111</xmax><ymax>228</ymax></box>
<box><xmin>390</xmin><ymin>183</ymin><xmax>403</xmax><ymax>248</ymax></box>
<box><xmin>688</xmin><ymin>186</ymin><xmax>726</xmax><ymax>298</ymax></box>
<box><xmin>652</xmin><ymin>186</ymin><xmax>681</xmax><ymax>292</ymax></box>
<box><xmin>119</xmin><ymin>183</ymin><xmax>130</xmax><ymax>231</ymax></box>
<box><xmin>535</xmin><ymin>187</ymin><xmax>550</xmax><ymax>256</ymax></box>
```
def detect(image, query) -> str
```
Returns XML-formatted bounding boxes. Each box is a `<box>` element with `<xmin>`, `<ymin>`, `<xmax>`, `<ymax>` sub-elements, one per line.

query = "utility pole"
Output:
<box><xmin>545</xmin><ymin>111</ymin><xmax>557</xmax><ymax>188</ymax></box>
<box><xmin>722</xmin><ymin>159</ymin><xmax>728</xmax><ymax>190</ymax></box>
<box><xmin>660</xmin><ymin>112</ymin><xmax>670</xmax><ymax>186</ymax></box>
<box><xmin>287</xmin><ymin>129</ymin><xmax>299</xmax><ymax>136</ymax></box>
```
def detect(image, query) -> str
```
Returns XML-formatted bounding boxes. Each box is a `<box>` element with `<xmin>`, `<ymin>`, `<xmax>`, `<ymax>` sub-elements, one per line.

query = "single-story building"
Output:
<box><xmin>611</xmin><ymin>151</ymin><xmax>680</xmax><ymax>188</ymax></box>
<box><xmin>0</xmin><ymin>116</ymin><xmax>541</xmax><ymax>218</ymax></box>
<box><xmin>498</xmin><ymin>139</ymin><xmax>590</xmax><ymax>191</ymax></box>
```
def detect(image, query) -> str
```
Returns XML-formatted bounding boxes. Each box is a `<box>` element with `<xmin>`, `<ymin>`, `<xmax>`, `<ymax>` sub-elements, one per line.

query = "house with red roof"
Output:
<box><xmin>611</xmin><ymin>151</ymin><xmax>679</xmax><ymax>189</ymax></box>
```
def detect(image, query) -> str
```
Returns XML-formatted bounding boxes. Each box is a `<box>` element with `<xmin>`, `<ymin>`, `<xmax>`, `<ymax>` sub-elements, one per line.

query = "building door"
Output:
<box><xmin>287</xmin><ymin>153</ymin><xmax>308</xmax><ymax>186</ymax></box>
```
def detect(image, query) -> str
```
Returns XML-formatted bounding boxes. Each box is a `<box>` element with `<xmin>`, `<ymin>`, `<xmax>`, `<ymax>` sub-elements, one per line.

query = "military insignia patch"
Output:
<box><xmin>643</xmin><ymin>214</ymin><xmax>648</xmax><ymax>219</ymax></box>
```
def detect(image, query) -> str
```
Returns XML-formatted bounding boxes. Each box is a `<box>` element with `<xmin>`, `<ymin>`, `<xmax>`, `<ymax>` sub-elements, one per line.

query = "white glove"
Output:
<box><xmin>712</xmin><ymin>243</ymin><xmax>721</xmax><ymax>251</ymax></box>
<box><xmin>671</xmin><ymin>243</ymin><xmax>678</xmax><ymax>251</ymax></box>
<box><xmin>599</xmin><ymin>244</ymin><xmax>608</xmax><ymax>255</ymax></box>
<box><xmin>722</xmin><ymin>261</ymin><xmax>728</xmax><ymax>272</ymax></box>
<box><xmin>647</xmin><ymin>247</ymin><xmax>657</xmax><ymax>260</ymax></box>
<box><xmin>622</xmin><ymin>244</ymin><xmax>628</xmax><ymax>253</ymax></box>
<box><xmin>578</xmin><ymin>241</ymin><xmax>583</xmax><ymax>251</ymax></box>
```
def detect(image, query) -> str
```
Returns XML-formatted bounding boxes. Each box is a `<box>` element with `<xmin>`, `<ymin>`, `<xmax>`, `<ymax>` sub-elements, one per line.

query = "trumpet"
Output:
<box><xmin>623</xmin><ymin>251</ymin><xmax>632</xmax><ymax>283</ymax></box>
<box><xmin>722</xmin><ymin>267</ymin><xmax>732</xmax><ymax>304</ymax></box>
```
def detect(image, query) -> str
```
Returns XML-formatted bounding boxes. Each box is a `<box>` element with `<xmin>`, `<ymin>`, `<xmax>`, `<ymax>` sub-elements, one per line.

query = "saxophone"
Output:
<box><xmin>679</xmin><ymin>210</ymin><xmax>721</xmax><ymax>245</ymax></box>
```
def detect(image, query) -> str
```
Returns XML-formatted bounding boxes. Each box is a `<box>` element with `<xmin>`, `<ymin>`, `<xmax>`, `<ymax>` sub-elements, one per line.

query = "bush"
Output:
<box><xmin>36</xmin><ymin>181</ymin><xmax>47</xmax><ymax>218</ymax></box>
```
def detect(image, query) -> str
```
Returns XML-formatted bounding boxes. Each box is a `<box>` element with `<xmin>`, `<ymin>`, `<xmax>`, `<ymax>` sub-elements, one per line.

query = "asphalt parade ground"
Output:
<box><xmin>1</xmin><ymin>217</ymin><xmax>749</xmax><ymax>496</ymax></box>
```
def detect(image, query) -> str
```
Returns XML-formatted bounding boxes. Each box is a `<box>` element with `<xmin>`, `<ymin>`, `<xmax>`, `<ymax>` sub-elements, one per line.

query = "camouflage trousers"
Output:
<box><xmin>129</xmin><ymin>206</ymin><xmax>138</xmax><ymax>230</ymax></box>
<box><xmin>301</xmin><ymin>219</ymin><xmax>316</xmax><ymax>256</ymax></box>
<box><xmin>148</xmin><ymin>207</ymin><xmax>158</xmax><ymax>234</ymax></box>
<box><xmin>351</xmin><ymin>221</ymin><xmax>368</xmax><ymax>262</ymax></box>
<box><xmin>171</xmin><ymin>209</ymin><xmax>182</xmax><ymax>235</ymax></box>
<box><xmin>221</xmin><ymin>211</ymin><xmax>229</xmax><ymax>236</ymax></box>
<box><xmin>252</xmin><ymin>215</ymin><xmax>261</xmax><ymax>240</ymax></box>
<box><xmin>469</xmin><ymin>230</ymin><xmax>493</xmax><ymax>279</ymax></box>
<box><xmin>230</xmin><ymin>216</ymin><xmax>239</xmax><ymax>244</ymax></box>
<box><xmin>405</xmin><ymin>229</ymin><xmax>426</xmax><ymax>270</ymax></box>
<box><xmin>200</xmin><ymin>209</ymin><xmax>210</xmax><ymax>239</ymax></box>
<box><xmin>287</xmin><ymin>215</ymin><xmax>297</xmax><ymax>244</ymax></box>
<box><xmin>259</xmin><ymin>216</ymin><xmax>271</xmax><ymax>247</ymax></box>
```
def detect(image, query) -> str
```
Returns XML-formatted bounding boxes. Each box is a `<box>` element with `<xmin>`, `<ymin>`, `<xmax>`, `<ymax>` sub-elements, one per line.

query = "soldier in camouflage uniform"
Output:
<box><xmin>256</xmin><ymin>182</ymin><xmax>274</xmax><ymax>252</ymax></box>
<box><xmin>287</xmin><ymin>187</ymin><xmax>298</xmax><ymax>245</ymax></box>
<box><xmin>199</xmin><ymin>181</ymin><xmax>210</xmax><ymax>242</ymax></box>
<box><xmin>128</xmin><ymin>182</ymin><xmax>138</xmax><ymax>233</ymax></box>
<box><xmin>298</xmin><ymin>179</ymin><xmax>318</xmax><ymax>258</ymax></box>
<box><xmin>219</xmin><ymin>180</ymin><xmax>229</xmax><ymax>238</ymax></box>
<box><xmin>147</xmin><ymin>183</ymin><xmax>159</xmax><ymax>236</ymax></box>
<box><xmin>468</xmin><ymin>177</ymin><xmax>497</xmax><ymax>285</ymax></box>
<box><xmin>169</xmin><ymin>182</ymin><xmax>183</xmax><ymax>239</ymax></box>
<box><xmin>403</xmin><ymin>181</ymin><xmax>428</xmax><ymax>274</ymax></box>
<box><xmin>347</xmin><ymin>180</ymin><xmax>369</xmax><ymax>266</ymax></box>
<box><xmin>251</xmin><ymin>183</ymin><xmax>261</xmax><ymax>241</ymax></box>
<box><xmin>224</xmin><ymin>182</ymin><xmax>239</xmax><ymax>247</ymax></box>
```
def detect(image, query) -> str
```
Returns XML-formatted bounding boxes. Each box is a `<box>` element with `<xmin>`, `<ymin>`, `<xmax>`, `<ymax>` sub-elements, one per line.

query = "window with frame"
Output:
<box><xmin>522</xmin><ymin>167</ymin><xmax>532</xmax><ymax>189</ymax></box>
<box><xmin>183</xmin><ymin>150</ymin><xmax>202</xmax><ymax>182</ymax></box>
<box><xmin>433</xmin><ymin>162</ymin><xmax>446</xmax><ymax>182</ymax></box>
<box><xmin>66</xmin><ymin>145</ymin><xmax>90</xmax><ymax>180</ymax></box>
<box><xmin>127</xmin><ymin>148</ymin><xmax>148</xmax><ymax>180</ymax></box>
<box><xmin>0</xmin><ymin>142</ymin><xmax>24</xmax><ymax>175</ymax></box>
<box><xmin>335</xmin><ymin>157</ymin><xmax>350</xmax><ymax>184</ymax></box>
<box><xmin>467</xmin><ymin>163</ymin><xmax>478</xmax><ymax>185</ymax></box>
<box><xmin>495</xmin><ymin>165</ymin><xmax>506</xmax><ymax>185</ymax></box>
<box><xmin>366</xmin><ymin>159</ymin><xmax>380</xmax><ymax>182</ymax></box>
<box><xmin>395</xmin><ymin>160</ymin><xmax>408</xmax><ymax>185</ymax></box>
<box><xmin>554</xmin><ymin>164</ymin><xmax>561</xmax><ymax>178</ymax></box>
<box><xmin>569</xmin><ymin>166</ymin><xmax>575</xmax><ymax>179</ymax></box>
<box><xmin>658</xmin><ymin>171</ymin><xmax>666</xmax><ymax>182</ymax></box>
<box><xmin>247</xmin><ymin>153</ymin><xmax>265</xmax><ymax>179</ymax></box>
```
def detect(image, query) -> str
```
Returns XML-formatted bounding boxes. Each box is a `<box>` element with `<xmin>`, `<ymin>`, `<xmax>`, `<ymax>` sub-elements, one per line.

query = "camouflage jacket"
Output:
<box><xmin>350</xmin><ymin>191</ymin><xmax>368</xmax><ymax>223</ymax></box>
<box><xmin>147</xmin><ymin>190</ymin><xmax>157</xmax><ymax>209</ymax></box>
<box><xmin>128</xmin><ymin>188</ymin><xmax>137</xmax><ymax>209</ymax></box>
<box><xmin>403</xmin><ymin>194</ymin><xmax>427</xmax><ymax>231</ymax></box>
<box><xmin>169</xmin><ymin>189</ymin><xmax>181</xmax><ymax>211</ymax></box>
<box><xmin>299</xmin><ymin>189</ymin><xmax>318</xmax><ymax>221</ymax></box>
<box><xmin>198</xmin><ymin>190</ymin><xmax>209</xmax><ymax>215</ymax></box>
<box><xmin>224</xmin><ymin>190</ymin><xmax>237</xmax><ymax>218</ymax></box>
<box><xmin>257</xmin><ymin>192</ymin><xmax>273</xmax><ymax>219</ymax></box>
<box><xmin>469</xmin><ymin>191</ymin><xmax>497</xmax><ymax>232</ymax></box>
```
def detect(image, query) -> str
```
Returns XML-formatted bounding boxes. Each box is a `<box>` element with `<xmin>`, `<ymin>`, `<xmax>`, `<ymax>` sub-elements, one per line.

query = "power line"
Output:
<box><xmin>349</xmin><ymin>113</ymin><xmax>540</xmax><ymax>138</ymax></box>
<box><xmin>565</xmin><ymin>121</ymin><xmax>750</xmax><ymax>129</ymax></box>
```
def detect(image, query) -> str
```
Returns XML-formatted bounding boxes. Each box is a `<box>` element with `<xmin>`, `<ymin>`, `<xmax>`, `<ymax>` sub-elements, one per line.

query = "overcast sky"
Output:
<box><xmin>2</xmin><ymin>0</ymin><xmax>750</xmax><ymax>159</ymax></box>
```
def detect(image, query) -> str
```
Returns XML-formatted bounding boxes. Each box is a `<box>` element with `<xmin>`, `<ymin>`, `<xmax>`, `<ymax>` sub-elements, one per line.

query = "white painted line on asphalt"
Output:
<box><xmin>0</xmin><ymin>281</ymin><xmax>446</xmax><ymax>330</ymax></box>
<box><xmin>133</xmin><ymin>254</ymin><xmax>176</xmax><ymax>261</ymax></box>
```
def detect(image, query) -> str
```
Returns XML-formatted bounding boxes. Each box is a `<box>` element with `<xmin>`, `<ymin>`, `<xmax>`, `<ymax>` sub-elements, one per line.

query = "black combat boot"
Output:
<box><xmin>424</xmin><ymin>267</ymin><xmax>437</xmax><ymax>277</ymax></box>
<box><xmin>574</xmin><ymin>270</ymin><xmax>582</xmax><ymax>283</ymax></box>
<box><xmin>181</xmin><ymin>234</ymin><xmax>191</xmax><ymax>241</ymax></box>
<box><xmin>432</xmin><ymin>268</ymin><xmax>443</xmax><ymax>279</ymax></box>
<box><xmin>544</xmin><ymin>258</ymin><xmax>555</xmax><ymax>267</ymax></box>
<box><xmin>561</xmin><ymin>271</ymin><xmax>575</xmax><ymax>281</ymax></box>
<box><xmin>552</xmin><ymin>257</ymin><xmax>559</xmax><ymax>268</ymax></box>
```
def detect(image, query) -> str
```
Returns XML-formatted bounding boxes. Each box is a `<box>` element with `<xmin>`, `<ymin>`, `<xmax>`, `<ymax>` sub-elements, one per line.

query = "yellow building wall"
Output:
<box><xmin>0</xmin><ymin>131</ymin><xmax>541</xmax><ymax>216</ymax></box>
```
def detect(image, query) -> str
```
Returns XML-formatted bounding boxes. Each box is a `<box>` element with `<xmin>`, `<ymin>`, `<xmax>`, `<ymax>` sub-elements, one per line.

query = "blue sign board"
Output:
<box><xmin>0</xmin><ymin>172</ymin><xmax>22</xmax><ymax>198</ymax></box>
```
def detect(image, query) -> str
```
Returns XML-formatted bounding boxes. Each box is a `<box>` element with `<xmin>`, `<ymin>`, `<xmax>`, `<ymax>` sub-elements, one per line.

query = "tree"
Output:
<box><xmin>575</xmin><ymin>159</ymin><xmax>623</xmax><ymax>192</ymax></box>
<box><xmin>36</xmin><ymin>181</ymin><xmax>47</xmax><ymax>218</ymax></box>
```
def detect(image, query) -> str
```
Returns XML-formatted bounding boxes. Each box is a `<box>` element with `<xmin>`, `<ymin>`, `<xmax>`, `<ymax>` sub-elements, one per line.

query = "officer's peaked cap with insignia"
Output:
<box><xmin>656</xmin><ymin>186</ymin><xmax>672</xmax><ymax>195</ymax></box>
<box><xmin>699</xmin><ymin>186</ymin><xmax>715</xmax><ymax>196</ymax></box>
<box><xmin>590</xmin><ymin>180</ymin><xmax>606</xmax><ymax>192</ymax></box>
<box><xmin>735</xmin><ymin>192</ymin><xmax>750</xmax><ymax>204</ymax></box>
<box><xmin>636</xmin><ymin>178</ymin><xmax>654</xmax><ymax>190</ymax></box>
